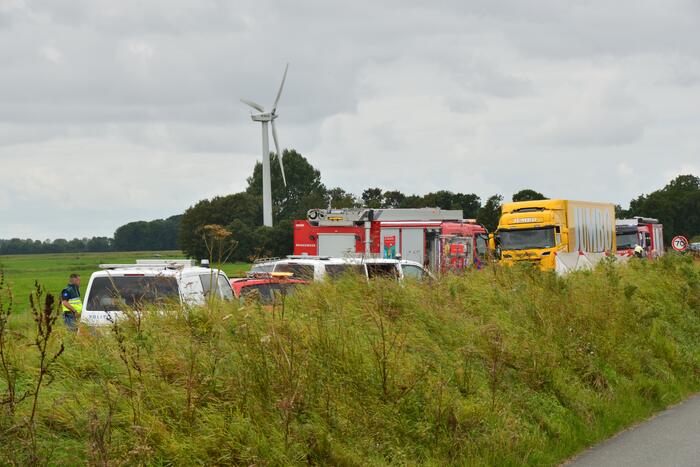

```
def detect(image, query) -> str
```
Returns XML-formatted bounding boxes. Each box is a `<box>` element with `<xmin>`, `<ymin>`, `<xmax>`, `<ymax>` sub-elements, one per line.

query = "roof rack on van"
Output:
<box><xmin>99</xmin><ymin>259</ymin><xmax>196</xmax><ymax>270</ymax></box>
<box><xmin>285</xmin><ymin>255</ymin><xmax>331</xmax><ymax>260</ymax></box>
<box><xmin>136</xmin><ymin>259</ymin><xmax>195</xmax><ymax>266</ymax></box>
<box><xmin>253</xmin><ymin>257</ymin><xmax>281</xmax><ymax>264</ymax></box>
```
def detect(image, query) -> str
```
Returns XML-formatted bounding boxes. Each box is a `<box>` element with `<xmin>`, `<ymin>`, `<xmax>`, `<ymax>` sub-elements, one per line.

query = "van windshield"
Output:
<box><xmin>500</xmin><ymin>228</ymin><xmax>556</xmax><ymax>250</ymax></box>
<box><xmin>87</xmin><ymin>276</ymin><xmax>180</xmax><ymax>311</ymax></box>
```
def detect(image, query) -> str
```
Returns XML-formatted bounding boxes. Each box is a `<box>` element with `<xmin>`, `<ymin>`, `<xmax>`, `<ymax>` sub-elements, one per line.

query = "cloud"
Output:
<box><xmin>0</xmin><ymin>0</ymin><xmax>699</xmax><ymax>237</ymax></box>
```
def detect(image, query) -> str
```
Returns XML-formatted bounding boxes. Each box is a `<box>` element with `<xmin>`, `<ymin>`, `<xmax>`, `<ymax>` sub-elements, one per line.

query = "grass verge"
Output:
<box><xmin>0</xmin><ymin>255</ymin><xmax>699</xmax><ymax>465</ymax></box>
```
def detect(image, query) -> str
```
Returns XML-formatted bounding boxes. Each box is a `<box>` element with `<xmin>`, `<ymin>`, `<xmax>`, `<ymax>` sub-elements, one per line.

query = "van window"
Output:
<box><xmin>366</xmin><ymin>263</ymin><xmax>400</xmax><ymax>280</ymax></box>
<box><xmin>325</xmin><ymin>264</ymin><xmax>366</xmax><ymax>279</ymax></box>
<box><xmin>199</xmin><ymin>273</ymin><xmax>234</xmax><ymax>301</ymax></box>
<box><xmin>273</xmin><ymin>263</ymin><xmax>315</xmax><ymax>280</ymax></box>
<box><xmin>402</xmin><ymin>264</ymin><xmax>425</xmax><ymax>280</ymax></box>
<box><xmin>251</xmin><ymin>263</ymin><xmax>274</xmax><ymax>273</ymax></box>
<box><xmin>217</xmin><ymin>274</ymin><xmax>234</xmax><ymax>301</ymax></box>
<box><xmin>87</xmin><ymin>276</ymin><xmax>179</xmax><ymax>311</ymax></box>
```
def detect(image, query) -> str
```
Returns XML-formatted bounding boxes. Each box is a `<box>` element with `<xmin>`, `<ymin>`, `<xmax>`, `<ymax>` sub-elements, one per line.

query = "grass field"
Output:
<box><xmin>0</xmin><ymin>251</ymin><xmax>250</xmax><ymax>312</ymax></box>
<box><xmin>0</xmin><ymin>254</ymin><xmax>699</xmax><ymax>465</ymax></box>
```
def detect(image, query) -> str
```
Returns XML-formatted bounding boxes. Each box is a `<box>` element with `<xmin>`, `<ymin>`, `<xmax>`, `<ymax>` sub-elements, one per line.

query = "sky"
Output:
<box><xmin>0</xmin><ymin>0</ymin><xmax>699</xmax><ymax>239</ymax></box>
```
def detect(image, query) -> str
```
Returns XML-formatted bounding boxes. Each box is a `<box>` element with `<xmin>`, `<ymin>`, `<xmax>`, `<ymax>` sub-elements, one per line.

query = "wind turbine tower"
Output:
<box><xmin>241</xmin><ymin>64</ymin><xmax>289</xmax><ymax>227</ymax></box>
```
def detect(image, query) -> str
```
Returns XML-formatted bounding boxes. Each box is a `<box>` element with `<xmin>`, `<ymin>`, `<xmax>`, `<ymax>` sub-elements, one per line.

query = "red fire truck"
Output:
<box><xmin>615</xmin><ymin>217</ymin><xmax>665</xmax><ymax>258</ymax></box>
<box><xmin>293</xmin><ymin>208</ymin><xmax>488</xmax><ymax>272</ymax></box>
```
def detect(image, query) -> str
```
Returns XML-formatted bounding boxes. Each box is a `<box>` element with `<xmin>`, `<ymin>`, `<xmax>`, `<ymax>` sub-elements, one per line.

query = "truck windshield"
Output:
<box><xmin>500</xmin><ymin>228</ymin><xmax>556</xmax><ymax>250</ymax></box>
<box><xmin>87</xmin><ymin>276</ymin><xmax>180</xmax><ymax>311</ymax></box>
<box><xmin>616</xmin><ymin>232</ymin><xmax>638</xmax><ymax>250</ymax></box>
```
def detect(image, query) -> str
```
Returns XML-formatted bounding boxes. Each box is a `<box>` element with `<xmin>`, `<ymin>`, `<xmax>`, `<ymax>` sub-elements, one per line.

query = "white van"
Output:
<box><xmin>250</xmin><ymin>256</ymin><xmax>431</xmax><ymax>282</ymax></box>
<box><xmin>81</xmin><ymin>259</ymin><xmax>234</xmax><ymax>327</ymax></box>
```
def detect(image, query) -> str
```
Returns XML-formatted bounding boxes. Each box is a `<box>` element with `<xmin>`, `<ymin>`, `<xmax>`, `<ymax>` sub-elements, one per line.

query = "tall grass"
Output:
<box><xmin>1</xmin><ymin>256</ymin><xmax>699</xmax><ymax>465</ymax></box>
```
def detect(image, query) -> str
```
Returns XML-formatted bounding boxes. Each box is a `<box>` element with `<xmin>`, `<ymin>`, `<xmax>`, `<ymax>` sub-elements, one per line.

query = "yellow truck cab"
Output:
<box><xmin>493</xmin><ymin>199</ymin><xmax>616</xmax><ymax>270</ymax></box>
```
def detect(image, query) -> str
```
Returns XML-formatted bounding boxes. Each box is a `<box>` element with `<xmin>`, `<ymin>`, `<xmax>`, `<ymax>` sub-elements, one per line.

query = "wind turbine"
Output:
<box><xmin>241</xmin><ymin>64</ymin><xmax>289</xmax><ymax>227</ymax></box>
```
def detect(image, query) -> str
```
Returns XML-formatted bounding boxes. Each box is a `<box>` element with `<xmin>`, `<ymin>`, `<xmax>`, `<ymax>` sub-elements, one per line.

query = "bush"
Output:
<box><xmin>1</xmin><ymin>257</ymin><xmax>699</xmax><ymax>465</ymax></box>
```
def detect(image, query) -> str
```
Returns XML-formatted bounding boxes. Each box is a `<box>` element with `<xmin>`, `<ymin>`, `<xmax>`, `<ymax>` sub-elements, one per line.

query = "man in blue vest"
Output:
<box><xmin>61</xmin><ymin>273</ymin><xmax>82</xmax><ymax>332</ymax></box>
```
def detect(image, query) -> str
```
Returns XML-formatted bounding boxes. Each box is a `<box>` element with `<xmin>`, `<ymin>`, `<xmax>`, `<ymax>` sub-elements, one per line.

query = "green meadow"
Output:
<box><xmin>0</xmin><ymin>251</ymin><xmax>249</xmax><ymax>312</ymax></box>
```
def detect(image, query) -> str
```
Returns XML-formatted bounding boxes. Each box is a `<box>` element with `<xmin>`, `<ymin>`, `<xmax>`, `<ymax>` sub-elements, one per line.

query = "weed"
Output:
<box><xmin>0</xmin><ymin>257</ymin><xmax>698</xmax><ymax>466</ymax></box>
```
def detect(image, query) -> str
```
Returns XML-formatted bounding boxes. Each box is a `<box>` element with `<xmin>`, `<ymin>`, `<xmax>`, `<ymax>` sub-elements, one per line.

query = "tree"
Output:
<box><xmin>246</xmin><ymin>149</ymin><xmax>327</xmax><ymax>221</ymax></box>
<box><xmin>327</xmin><ymin>187</ymin><xmax>358</xmax><ymax>209</ymax></box>
<box><xmin>179</xmin><ymin>193</ymin><xmax>262</xmax><ymax>260</ymax></box>
<box><xmin>627</xmin><ymin>174</ymin><xmax>700</xmax><ymax>243</ymax></box>
<box><xmin>419</xmin><ymin>191</ymin><xmax>480</xmax><ymax>219</ymax></box>
<box><xmin>86</xmin><ymin>237</ymin><xmax>112</xmax><ymax>252</ymax></box>
<box><xmin>382</xmin><ymin>190</ymin><xmax>406</xmax><ymax>209</ymax></box>
<box><xmin>421</xmin><ymin>191</ymin><xmax>456</xmax><ymax>210</ymax></box>
<box><xmin>112</xmin><ymin>215</ymin><xmax>182</xmax><ymax>251</ymax></box>
<box><xmin>451</xmin><ymin>193</ymin><xmax>481</xmax><ymax>219</ymax></box>
<box><xmin>512</xmin><ymin>189</ymin><xmax>547</xmax><ymax>202</ymax></box>
<box><xmin>400</xmin><ymin>195</ymin><xmax>424</xmax><ymax>208</ymax></box>
<box><xmin>477</xmin><ymin>194</ymin><xmax>503</xmax><ymax>232</ymax></box>
<box><xmin>361</xmin><ymin>188</ymin><xmax>384</xmax><ymax>208</ymax></box>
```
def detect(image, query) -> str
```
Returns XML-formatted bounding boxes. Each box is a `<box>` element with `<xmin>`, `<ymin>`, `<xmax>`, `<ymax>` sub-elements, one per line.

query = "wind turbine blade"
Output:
<box><xmin>272</xmin><ymin>63</ymin><xmax>289</xmax><ymax>114</ymax></box>
<box><xmin>271</xmin><ymin>120</ymin><xmax>287</xmax><ymax>187</ymax></box>
<box><xmin>240</xmin><ymin>98</ymin><xmax>265</xmax><ymax>113</ymax></box>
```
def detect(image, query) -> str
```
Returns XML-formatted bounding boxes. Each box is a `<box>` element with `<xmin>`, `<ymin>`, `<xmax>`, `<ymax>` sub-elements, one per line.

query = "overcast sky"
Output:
<box><xmin>1</xmin><ymin>0</ymin><xmax>699</xmax><ymax>239</ymax></box>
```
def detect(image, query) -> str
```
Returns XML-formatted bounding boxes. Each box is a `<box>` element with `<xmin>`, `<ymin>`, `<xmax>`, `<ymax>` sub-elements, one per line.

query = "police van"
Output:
<box><xmin>250</xmin><ymin>256</ymin><xmax>432</xmax><ymax>282</ymax></box>
<box><xmin>81</xmin><ymin>259</ymin><xmax>234</xmax><ymax>327</ymax></box>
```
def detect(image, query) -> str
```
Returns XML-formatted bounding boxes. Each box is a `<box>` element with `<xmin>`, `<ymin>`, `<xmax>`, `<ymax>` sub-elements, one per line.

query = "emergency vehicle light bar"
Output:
<box><xmin>99</xmin><ymin>259</ymin><xmax>195</xmax><ymax>270</ymax></box>
<box><xmin>307</xmin><ymin>207</ymin><xmax>464</xmax><ymax>226</ymax></box>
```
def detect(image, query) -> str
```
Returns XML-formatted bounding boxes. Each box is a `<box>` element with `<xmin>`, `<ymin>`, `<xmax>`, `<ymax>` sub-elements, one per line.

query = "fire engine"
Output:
<box><xmin>616</xmin><ymin>217</ymin><xmax>664</xmax><ymax>258</ymax></box>
<box><xmin>292</xmin><ymin>208</ymin><xmax>488</xmax><ymax>272</ymax></box>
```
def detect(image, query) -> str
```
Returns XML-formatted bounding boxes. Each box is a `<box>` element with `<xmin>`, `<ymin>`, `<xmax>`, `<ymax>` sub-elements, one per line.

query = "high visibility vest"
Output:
<box><xmin>62</xmin><ymin>297</ymin><xmax>83</xmax><ymax>314</ymax></box>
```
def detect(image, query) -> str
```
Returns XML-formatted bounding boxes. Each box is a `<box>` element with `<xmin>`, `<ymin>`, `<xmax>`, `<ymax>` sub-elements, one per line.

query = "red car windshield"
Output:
<box><xmin>238</xmin><ymin>282</ymin><xmax>303</xmax><ymax>305</ymax></box>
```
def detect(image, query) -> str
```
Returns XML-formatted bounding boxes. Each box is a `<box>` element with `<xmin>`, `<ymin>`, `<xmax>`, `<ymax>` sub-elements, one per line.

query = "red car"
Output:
<box><xmin>230</xmin><ymin>273</ymin><xmax>308</xmax><ymax>305</ymax></box>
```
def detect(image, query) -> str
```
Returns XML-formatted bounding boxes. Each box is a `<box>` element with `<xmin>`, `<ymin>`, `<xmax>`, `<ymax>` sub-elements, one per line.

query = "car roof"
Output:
<box><xmin>264</xmin><ymin>258</ymin><xmax>356</xmax><ymax>265</ymax></box>
<box><xmin>233</xmin><ymin>278</ymin><xmax>308</xmax><ymax>285</ymax></box>
<box><xmin>89</xmin><ymin>266</ymin><xmax>223</xmax><ymax>278</ymax></box>
<box><xmin>256</xmin><ymin>257</ymin><xmax>423</xmax><ymax>267</ymax></box>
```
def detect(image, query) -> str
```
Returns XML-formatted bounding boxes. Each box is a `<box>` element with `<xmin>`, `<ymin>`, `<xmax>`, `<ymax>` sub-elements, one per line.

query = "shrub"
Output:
<box><xmin>0</xmin><ymin>257</ymin><xmax>699</xmax><ymax>465</ymax></box>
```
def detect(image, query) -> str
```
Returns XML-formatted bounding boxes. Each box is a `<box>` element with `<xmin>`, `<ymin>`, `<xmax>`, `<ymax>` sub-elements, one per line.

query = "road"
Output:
<box><xmin>566</xmin><ymin>394</ymin><xmax>700</xmax><ymax>467</ymax></box>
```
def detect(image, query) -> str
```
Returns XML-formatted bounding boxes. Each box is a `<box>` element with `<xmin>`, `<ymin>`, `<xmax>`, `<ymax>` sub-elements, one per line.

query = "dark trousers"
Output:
<box><xmin>63</xmin><ymin>312</ymin><xmax>77</xmax><ymax>332</ymax></box>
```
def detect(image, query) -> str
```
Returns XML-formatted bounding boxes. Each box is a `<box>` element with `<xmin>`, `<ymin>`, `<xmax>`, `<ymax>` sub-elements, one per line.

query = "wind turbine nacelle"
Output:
<box><xmin>251</xmin><ymin>113</ymin><xmax>274</xmax><ymax>122</ymax></box>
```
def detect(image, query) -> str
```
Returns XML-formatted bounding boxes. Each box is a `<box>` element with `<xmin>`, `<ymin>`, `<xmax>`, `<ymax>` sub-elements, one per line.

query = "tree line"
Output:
<box><xmin>178</xmin><ymin>150</ymin><xmax>700</xmax><ymax>262</ymax></box>
<box><xmin>2</xmin><ymin>148</ymin><xmax>698</xmax><ymax>257</ymax></box>
<box><xmin>0</xmin><ymin>215</ymin><xmax>181</xmax><ymax>255</ymax></box>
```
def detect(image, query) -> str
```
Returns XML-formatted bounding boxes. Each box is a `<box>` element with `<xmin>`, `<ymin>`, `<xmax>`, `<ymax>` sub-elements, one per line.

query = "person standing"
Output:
<box><xmin>61</xmin><ymin>273</ymin><xmax>82</xmax><ymax>331</ymax></box>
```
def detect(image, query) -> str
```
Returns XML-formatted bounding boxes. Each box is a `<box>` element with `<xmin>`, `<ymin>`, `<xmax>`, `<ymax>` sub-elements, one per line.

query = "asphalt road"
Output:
<box><xmin>566</xmin><ymin>394</ymin><xmax>700</xmax><ymax>467</ymax></box>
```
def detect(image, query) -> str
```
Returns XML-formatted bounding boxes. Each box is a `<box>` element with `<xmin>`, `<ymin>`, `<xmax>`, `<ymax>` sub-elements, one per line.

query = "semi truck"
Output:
<box><xmin>615</xmin><ymin>217</ymin><xmax>664</xmax><ymax>258</ymax></box>
<box><xmin>492</xmin><ymin>199</ymin><xmax>616</xmax><ymax>271</ymax></box>
<box><xmin>293</xmin><ymin>208</ymin><xmax>488</xmax><ymax>273</ymax></box>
